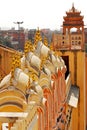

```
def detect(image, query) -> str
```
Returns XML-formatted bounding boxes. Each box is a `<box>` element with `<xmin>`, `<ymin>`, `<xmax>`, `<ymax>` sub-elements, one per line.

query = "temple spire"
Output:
<box><xmin>72</xmin><ymin>3</ymin><xmax>75</xmax><ymax>12</ymax></box>
<box><xmin>72</xmin><ymin>3</ymin><xmax>74</xmax><ymax>8</ymax></box>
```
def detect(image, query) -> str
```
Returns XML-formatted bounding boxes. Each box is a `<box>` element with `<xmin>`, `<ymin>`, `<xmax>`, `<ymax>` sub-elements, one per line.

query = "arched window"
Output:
<box><xmin>79</xmin><ymin>36</ymin><xmax>81</xmax><ymax>40</ymax></box>
<box><xmin>78</xmin><ymin>41</ymin><xmax>81</xmax><ymax>45</ymax></box>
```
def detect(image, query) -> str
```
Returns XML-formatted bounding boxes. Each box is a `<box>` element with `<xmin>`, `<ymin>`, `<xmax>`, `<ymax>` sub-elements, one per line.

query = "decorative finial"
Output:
<box><xmin>11</xmin><ymin>53</ymin><xmax>21</xmax><ymax>78</ymax></box>
<box><xmin>44</xmin><ymin>36</ymin><xmax>48</xmax><ymax>46</ymax></box>
<box><xmin>24</xmin><ymin>40</ymin><xmax>34</xmax><ymax>55</ymax></box>
<box><xmin>72</xmin><ymin>3</ymin><xmax>74</xmax><ymax>8</ymax></box>
<box><xmin>34</xmin><ymin>28</ymin><xmax>42</xmax><ymax>47</ymax></box>
<box><xmin>72</xmin><ymin>3</ymin><xmax>75</xmax><ymax>12</ymax></box>
<box><xmin>37</xmin><ymin>27</ymin><xmax>39</xmax><ymax>31</ymax></box>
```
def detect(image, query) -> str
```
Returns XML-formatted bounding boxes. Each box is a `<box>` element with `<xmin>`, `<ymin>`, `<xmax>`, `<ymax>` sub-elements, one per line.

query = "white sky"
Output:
<box><xmin>0</xmin><ymin>0</ymin><xmax>87</xmax><ymax>30</ymax></box>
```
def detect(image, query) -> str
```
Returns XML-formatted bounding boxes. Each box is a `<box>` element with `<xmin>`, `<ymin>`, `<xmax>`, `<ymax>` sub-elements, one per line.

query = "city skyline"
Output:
<box><xmin>0</xmin><ymin>0</ymin><xmax>87</xmax><ymax>30</ymax></box>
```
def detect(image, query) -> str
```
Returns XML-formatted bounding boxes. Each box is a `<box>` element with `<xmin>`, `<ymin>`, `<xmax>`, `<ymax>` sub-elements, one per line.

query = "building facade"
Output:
<box><xmin>0</xmin><ymin>44</ymin><xmax>17</xmax><ymax>80</ymax></box>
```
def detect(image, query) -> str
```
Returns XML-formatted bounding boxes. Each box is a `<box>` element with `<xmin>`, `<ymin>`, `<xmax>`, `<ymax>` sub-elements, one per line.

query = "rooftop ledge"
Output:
<box><xmin>0</xmin><ymin>112</ymin><xmax>28</xmax><ymax>118</ymax></box>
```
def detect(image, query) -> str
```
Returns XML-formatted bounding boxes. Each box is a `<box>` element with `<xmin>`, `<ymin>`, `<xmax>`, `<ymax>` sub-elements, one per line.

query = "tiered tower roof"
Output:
<box><xmin>63</xmin><ymin>4</ymin><xmax>84</xmax><ymax>26</ymax></box>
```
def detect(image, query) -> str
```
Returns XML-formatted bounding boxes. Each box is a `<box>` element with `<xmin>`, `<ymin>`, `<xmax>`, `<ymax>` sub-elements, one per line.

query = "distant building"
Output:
<box><xmin>0</xmin><ymin>29</ymin><xmax>26</xmax><ymax>50</ymax></box>
<box><xmin>28</xmin><ymin>28</ymin><xmax>53</xmax><ymax>45</ymax></box>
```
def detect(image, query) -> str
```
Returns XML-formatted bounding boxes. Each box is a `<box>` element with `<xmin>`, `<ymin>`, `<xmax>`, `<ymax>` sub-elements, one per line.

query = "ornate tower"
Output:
<box><xmin>63</xmin><ymin>3</ymin><xmax>84</xmax><ymax>34</ymax></box>
<box><xmin>63</xmin><ymin>3</ymin><xmax>84</xmax><ymax>50</ymax></box>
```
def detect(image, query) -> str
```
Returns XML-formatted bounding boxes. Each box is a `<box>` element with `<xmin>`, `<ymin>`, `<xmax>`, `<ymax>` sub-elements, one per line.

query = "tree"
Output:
<box><xmin>0</xmin><ymin>35</ymin><xmax>13</xmax><ymax>48</ymax></box>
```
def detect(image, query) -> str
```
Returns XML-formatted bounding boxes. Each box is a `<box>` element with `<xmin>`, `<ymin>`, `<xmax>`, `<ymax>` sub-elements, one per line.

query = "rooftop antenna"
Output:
<box><xmin>13</xmin><ymin>21</ymin><xmax>23</xmax><ymax>30</ymax></box>
<box><xmin>13</xmin><ymin>21</ymin><xmax>24</xmax><ymax>50</ymax></box>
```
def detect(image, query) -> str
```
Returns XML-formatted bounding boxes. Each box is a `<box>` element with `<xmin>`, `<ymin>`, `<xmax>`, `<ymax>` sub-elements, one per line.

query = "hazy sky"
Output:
<box><xmin>0</xmin><ymin>0</ymin><xmax>87</xmax><ymax>30</ymax></box>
